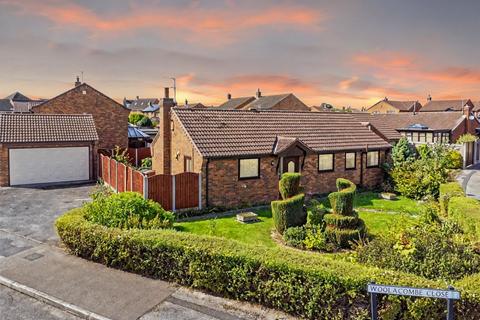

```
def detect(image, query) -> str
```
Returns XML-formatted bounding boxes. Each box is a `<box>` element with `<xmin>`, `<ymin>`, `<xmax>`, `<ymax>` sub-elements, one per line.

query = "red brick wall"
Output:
<box><xmin>32</xmin><ymin>84</ymin><xmax>129</xmax><ymax>150</ymax></box>
<box><xmin>0</xmin><ymin>141</ymin><xmax>97</xmax><ymax>187</ymax></box>
<box><xmin>204</xmin><ymin>151</ymin><xmax>386</xmax><ymax>208</ymax></box>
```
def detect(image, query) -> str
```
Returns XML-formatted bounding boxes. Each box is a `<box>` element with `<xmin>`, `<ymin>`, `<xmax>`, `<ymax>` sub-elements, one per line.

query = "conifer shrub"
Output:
<box><xmin>271</xmin><ymin>194</ymin><xmax>306</xmax><ymax>234</ymax></box>
<box><xmin>278</xmin><ymin>173</ymin><xmax>301</xmax><ymax>200</ymax></box>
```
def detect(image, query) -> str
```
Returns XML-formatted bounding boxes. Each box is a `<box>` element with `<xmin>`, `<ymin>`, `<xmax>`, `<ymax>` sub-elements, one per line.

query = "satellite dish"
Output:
<box><xmin>469</xmin><ymin>115</ymin><xmax>475</xmax><ymax>120</ymax></box>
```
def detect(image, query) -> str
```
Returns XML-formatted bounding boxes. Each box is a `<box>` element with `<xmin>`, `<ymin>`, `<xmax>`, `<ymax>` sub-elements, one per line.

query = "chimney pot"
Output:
<box><xmin>136</xmin><ymin>96</ymin><xmax>139</xmax><ymax>100</ymax></box>
<box><xmin>427</xmin><ymin>94</ymin><xmax>432</xmax><ymax>101</ymax></box>
<box><xmin>227</xmin><ymin>93</ymin><xmax>232</xmax><ymax>100</ymax></box>
<box><xmin>256</xmin><ymin>88</ymin><xmax>261</xmax><ymax>98</ymax></box>
<box><xmin>185</xmin><ymin>99</ymin><xmax>188</xmax><ymax>106</ymax></box>
<box><xmin>75</xmin><ymin>76</ymin><xmax>81</xmax><ymax>87</ymax></box>
<box><xmin>164</xmin><ymin>87</ymin><xmax>170</xmax><ymax>99</ymax></box>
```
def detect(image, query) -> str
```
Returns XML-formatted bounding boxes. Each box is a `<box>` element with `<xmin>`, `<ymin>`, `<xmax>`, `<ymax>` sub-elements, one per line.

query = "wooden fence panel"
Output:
<box><xmin>175</xmin><ymin>172</ymin><xmax>199</xmax><ymax>210</ymax></box>
<box><xmin>110</xmin><ymin>159</ymin><xmax>117</xmax><ymax>191</ymax></box>
<box><xmin>117</xmin><ymin>163</ymin><xmax>126</xmax><ymax>193</ymax></box>
<box><xmin>136</xmin><ymin>147</ymin><xmax>151</xmax><ymax>164</ymax></box>
<box><xmin>148</xmin><ymin>174</ymin><xmax>172</xmax><ymax>210</ymax></box>
<box><xmin>102</xmin><ymin>155</ymin><xmax>110</xmax><ymax>185</ymax></box>
<box><xmin>132</xmin><ymin>170</ymin><xmax>144</xmax><ymax>195</ymax></box>
<box><xmin>125</xmin><ymin>167</ymin><xmax>132</xmax><ymax>191</ymax></box>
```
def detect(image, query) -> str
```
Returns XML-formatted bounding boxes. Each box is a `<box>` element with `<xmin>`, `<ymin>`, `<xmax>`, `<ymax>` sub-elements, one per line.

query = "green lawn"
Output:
<box><xmin>175</xmin><ymin>192</ymin><xmax>420</xmax><ymax>247</ymax></box>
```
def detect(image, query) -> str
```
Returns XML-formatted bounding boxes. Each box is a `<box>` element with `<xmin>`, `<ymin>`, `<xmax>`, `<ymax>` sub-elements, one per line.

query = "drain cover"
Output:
<box><xmin>23</xmin><ymin>253</ymin><xmax>44</xmax><ymax>261</ymax></box>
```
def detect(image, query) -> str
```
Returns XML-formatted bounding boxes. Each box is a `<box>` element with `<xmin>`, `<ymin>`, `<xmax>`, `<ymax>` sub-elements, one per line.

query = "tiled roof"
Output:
<box><xmin>128</xmin><ymin>124</ymin><xmax>151</xmax><ymax>139</ymax></box>
<box><xmin>384</xmin><ymin>100</ymin><xmax>421</xmax><ymax>112</ymax></box>
<box><xmin>421</xmin><ymin>99</ymin><xmax>473</xmax><ymax>112</ymax></box>
<box><xmin>12</xmin><ymin>100</ymin><xmax>46</xmax><ymax>113</ymax></box>
<box><xmin>0</xmin><ymin>113</ymin><xmax>98</xmax><ymax>143</ymax></box>
<box><xmin>473</xmin><ymin>101</ymin><xmax>480</xmax><ymax>111</ymax></box>
<box><xmin>128</xmin><ymin>98</ymin><xmax>159</xmax><ymax>111</ymax></box>
<box><xmin>4</xmin><ymin>92</ymin><xmax>30</xmax><ymax>101</ymax></box>
<box><xmin>173</xmin><ymin>108</ymin><xmax>391</xmax><ymax>158</ymax></box>
<box><xmin>353</xmin><ymin>112</ymin><xmax>468</xmax><ymax>141</ymax></box>
<box><xmin>217</xmin><ymin>96</ymin><xmax>255</xmax><ymax>110</ymax></box>
<box><xmin>245</xmin><ymin>94</ymin><xmax>291</xmax><ymax>110</ymax></box>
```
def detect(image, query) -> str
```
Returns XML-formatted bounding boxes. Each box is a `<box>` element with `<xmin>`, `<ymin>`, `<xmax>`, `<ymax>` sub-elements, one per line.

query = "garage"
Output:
<box><xmin>9</xmin><ymin>147</ymin><xmax>90</xmax><ymax>186</ymax></box>
<box><xmin>0</xmin><ymin>113</ymin><xmax>98</xmax><ymax>187</ymax></box>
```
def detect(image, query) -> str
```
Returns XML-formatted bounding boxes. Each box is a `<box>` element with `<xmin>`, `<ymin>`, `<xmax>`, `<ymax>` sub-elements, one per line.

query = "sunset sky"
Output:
<box><xmin>1</xmin><ymin>0</ymin><xmax>480</xmax><ymax>108</ymax></box>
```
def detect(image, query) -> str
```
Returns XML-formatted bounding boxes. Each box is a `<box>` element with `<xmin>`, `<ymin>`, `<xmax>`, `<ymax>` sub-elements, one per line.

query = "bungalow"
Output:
<box><xmin>367</xmin><ymin>97</ymin><xmax>422</xmax><ymax>114</ymax></box>
<box><xmin>217</xmin><ymin>89</ymin><xmax>310</xmax><ymax>111</ymax></box>
<box><xmin>152</xmin><ymin>89</ymin><xmax>391</xmax><ymax>208</ymax></box>
<box><xmin>420</xmin><ymin>97</ymin><xmax>474</xmax><ymax>112</ymax></box>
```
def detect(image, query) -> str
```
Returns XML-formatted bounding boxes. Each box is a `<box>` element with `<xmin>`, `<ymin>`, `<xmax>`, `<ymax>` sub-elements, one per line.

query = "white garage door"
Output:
<box><xmin>9</xmin><ymin>147</ymin><xmax>90</xmax><ymax>186</ymax></box>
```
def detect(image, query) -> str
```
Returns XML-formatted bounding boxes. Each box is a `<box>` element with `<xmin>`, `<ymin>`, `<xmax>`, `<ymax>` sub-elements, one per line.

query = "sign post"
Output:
<box><xmin>367</xmin><ymin>282</ymin><xmax>460</xmax><ymax>320</ymax></box>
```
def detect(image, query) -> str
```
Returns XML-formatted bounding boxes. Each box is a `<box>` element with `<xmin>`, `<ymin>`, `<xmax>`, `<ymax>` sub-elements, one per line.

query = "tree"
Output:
<box><xmin>128</xmin><ymin>113</ymin><xmax>146</xmax><ymax>125</ymax></box>
<box><xmin>391</xmin><ymin>137</ymin><xmax>416</xmax><ymax>167</ymax></box>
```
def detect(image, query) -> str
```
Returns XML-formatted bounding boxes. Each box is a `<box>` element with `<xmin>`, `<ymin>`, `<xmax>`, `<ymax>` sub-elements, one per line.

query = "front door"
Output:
<box><xmin>283</xmin><ymin>156</ymin><xmax>300</xmax><ymax>173</ymax></box>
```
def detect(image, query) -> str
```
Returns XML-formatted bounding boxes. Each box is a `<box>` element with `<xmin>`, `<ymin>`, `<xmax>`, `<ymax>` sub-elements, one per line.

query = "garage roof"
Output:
<box><xmin>0</xmin><ymin>113</ymin><xmax>99</xmax><ymax>143</ymax></box>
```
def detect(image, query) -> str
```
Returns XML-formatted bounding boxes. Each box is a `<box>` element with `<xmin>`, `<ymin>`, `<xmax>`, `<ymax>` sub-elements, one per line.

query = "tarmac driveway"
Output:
<box><xmin>0</xmin><ymin>184</ymin><xmax>94</xmax><ymax>245</ymax></box>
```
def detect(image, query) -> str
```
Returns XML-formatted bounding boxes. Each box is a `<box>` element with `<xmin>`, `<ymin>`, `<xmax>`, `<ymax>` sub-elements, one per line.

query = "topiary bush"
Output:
<box><xmin>306</xmin><ymin>199</ymin><xmax>326</xmax><ymax>227</ymax></box>
<box><xmin>439</xmin><ymin>182</ymin><xmax>464</xmax><ymax>215</ymax></box>
<box><xmin>84</xmin><ymin>191</ymin><xmax>175</xmax><ymax>229</ymax></box>
<box><xmin>279</xmin><ymin>173</ymin><xmax>301</xmax><ymax>200</ymax></box>
<box><xmin>325</xmin><ymin>178</ymin><xmax>365</xmax><ymax>248</ymax></box>
<box><xmin>271</xmin><ymin>193</ymin><xmax>306</xmax><ymax>234</ymax></box>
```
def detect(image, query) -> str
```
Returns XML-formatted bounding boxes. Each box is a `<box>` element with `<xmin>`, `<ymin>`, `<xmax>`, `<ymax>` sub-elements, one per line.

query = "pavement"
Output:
<box><xmin>457</xmin><ymin>163</ymin><xmax>480</xmax><ymax>200</ymax></box>
<box><xmin>0</xmin><ymin>185</ymin><xmax>295</xmax><ymax>320</ymax></box>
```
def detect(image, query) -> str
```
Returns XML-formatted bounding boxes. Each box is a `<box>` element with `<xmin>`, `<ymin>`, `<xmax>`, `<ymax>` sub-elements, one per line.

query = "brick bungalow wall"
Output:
<box><xmin>32</xmin><ymin>84</ymin><xmax>129</xmax><ymax>150</ymax></box>
<box><xmin>0</xmin><ymin>141</ymin><xmax>97</xmax><ymax>186</ymax></box>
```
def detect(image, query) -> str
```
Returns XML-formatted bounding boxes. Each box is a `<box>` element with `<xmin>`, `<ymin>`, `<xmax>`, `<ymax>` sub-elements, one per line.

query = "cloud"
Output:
<box><xmin>0</xmin><ymin>0</ymin><xmax>324</xmax><ymax>43</ymax></box>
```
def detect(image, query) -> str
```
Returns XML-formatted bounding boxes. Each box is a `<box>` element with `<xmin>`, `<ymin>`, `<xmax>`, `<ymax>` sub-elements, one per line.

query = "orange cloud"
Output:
<box><xmin>0</xmin><ymin>0</ymin><xmax>323</xmax><ymax>43</ymax></box>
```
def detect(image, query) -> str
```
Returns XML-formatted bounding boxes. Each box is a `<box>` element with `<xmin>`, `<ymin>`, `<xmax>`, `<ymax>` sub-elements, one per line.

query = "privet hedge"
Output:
<box><xmin>56</xmin><ymin>209</ymin><xmax>480</xmax><ymax>319</ymax></box>
<box><xmin>448</xmin><ymin>196</ymin><xmax>480</xmax><ymax>241</ymax></box>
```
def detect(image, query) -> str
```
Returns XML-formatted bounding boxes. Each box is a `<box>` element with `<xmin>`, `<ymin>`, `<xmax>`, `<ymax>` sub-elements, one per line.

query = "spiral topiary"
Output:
<box><xmin>272</xmin><ymin>173</ymin><xmax>306</xmax><ymax>234</ymax></box>
<box><xmin>324</xmin><ymin>178</ymin><xmax>365</xmax><ymax>248</ymax></box>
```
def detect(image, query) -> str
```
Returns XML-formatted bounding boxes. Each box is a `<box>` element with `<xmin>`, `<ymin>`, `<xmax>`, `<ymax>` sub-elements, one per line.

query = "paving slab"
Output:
<box><xmin>0</xmin><ymin>245</ymin><xmax>175</xmax><ymax>320</ymax></box>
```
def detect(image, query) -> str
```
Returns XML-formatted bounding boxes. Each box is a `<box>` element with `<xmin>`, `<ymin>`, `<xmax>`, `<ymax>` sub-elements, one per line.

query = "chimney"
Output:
<box><xmin>136</xmin><ymin>96</ymin><xmax>139</xmax><ymax>100</ymax></box>
<box><xmin>75</xmin><ymin>76</ymin><xmax>81</xmax><ymax>87</ymax></box>
<box><xmin>413</xmin><ymin>101</ymin><xmax>418</xmax><ymax>115</ymax></box>
<box><xmin>427</xmin><ymin>94</ymin><xmax>432</xmax><ymax>101</ymax></box>
<box><xmin>256</xmin><ymin>88</ymin><xmax>262</xmax><ymax>99</ymax></box>
<box><xmin>153</xmin><ymin>87</ymin><xmax>175</xmax><ymax>175</ymax></box>
<box><xmin>185</xmin><ymin>99</ymin><xmax>188</xmax><ymax>107</ymax></box>
<box><xmin>227</xmin><ymin>93</ymin><xmax>232</xmax><ymax>100</ymax></box>
<box><xmin>384</xmin><ymin>97</ymin><xmax>388</xmax><ymax>101</ymax></box>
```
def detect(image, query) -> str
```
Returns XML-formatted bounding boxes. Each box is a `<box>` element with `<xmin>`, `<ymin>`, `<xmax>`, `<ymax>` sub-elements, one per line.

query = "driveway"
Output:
<box><xmin>457</xmin><ymin>163</ymin><xmax>480</xmax><ymax>200</ymax></box>
<box><xmin>0</xmin><ymin>184</ymin><xmax>94</xmax><ymax>245</ymax></box>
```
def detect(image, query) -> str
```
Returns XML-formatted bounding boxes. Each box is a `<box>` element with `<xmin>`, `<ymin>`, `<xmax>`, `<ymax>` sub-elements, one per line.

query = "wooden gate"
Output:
<box><xmin>148</xmin><ymin>174</ymin><xmax>173</xmax><ymax>210</ymax></box>
<box><xmin>175</xmin><ymin>172</ymin><xmax>199</xmax><ymax>210</ymax></box>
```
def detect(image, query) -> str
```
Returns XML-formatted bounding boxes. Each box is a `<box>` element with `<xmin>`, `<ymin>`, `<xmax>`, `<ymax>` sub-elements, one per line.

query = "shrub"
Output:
<box><xmin>279</xmin><ymin>173</ymin><xmax>301</xmax><ymax>200</ymax></box>
<box><xmin>58</xmin><ymin>209</ymin><xmax>480</xmax><ymax>320</ymax></box>
<box><xmin>445</xmin><ymin>150</ymin><xmax>463</xmax><ymax>169</ymax></box>
<box><xmin>456</xmin><ymin>133</ymin><xmax>478</xmax><ymax>144</ymax></box>
<box><xmin>306</xmin><ymin>199</ymin><xmax>325</xmax><ymax>227</ymax></box>
<box><xmin>84</xmin><ymin>192</ymin><xmax>175</xmax><ymax>229</ymax></box>
<box><xmin>391</xmin><ymin>137</ymin><xmax>416</xmax><ymax>166</ymax></box>
<box><xmin>283</xmin><ymin>226</ymin><xmax>306</xmax><ymax>248</ymax></box>
<box><xmin>439</xmin><ymin>182</ymin><xmax>464</xmax><ymax>215</ymax></box>
<box><xmin>137</xmin><ymin>116</ymin><xmax>152</xmax><ymax>127</ymax></box>
<box><xmin>271</xmin><ymin>194</ymin><xmax>306</xmax><ymax>234</ymax></box>
<box><xmin>112</xmin><ymin>146</ymin><xmax>132</xmax><ymax>165</ymax></box>
<box><xmin>327</xmin><ymin>178</ymin><xmax>356</xmax><ymax>216</ymax></box>
<box><xmin>448</xmin><ymin>196</ymin><xmax>480</xmax><ymax>241</ymax></box>
<box><xmin>303</xmin><ymin>226</ymin><xmax>328</xmax><ymax>251</ymax></box>
<box><xmin>128</xmin><ymin>113</ymin><xmax>145</xmax><ymax>125</ymax></box>
<box><xmin>140</xmin><ymin>157</ymin><xmax>152</xmax><ymax>170</ymax></box>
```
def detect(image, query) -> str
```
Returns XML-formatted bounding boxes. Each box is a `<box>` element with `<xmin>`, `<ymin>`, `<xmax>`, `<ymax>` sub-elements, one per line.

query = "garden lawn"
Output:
<box><xmin>175</xmin><ymin>192</ymin><xmax>420</xmax><ymax>247</ymax></box>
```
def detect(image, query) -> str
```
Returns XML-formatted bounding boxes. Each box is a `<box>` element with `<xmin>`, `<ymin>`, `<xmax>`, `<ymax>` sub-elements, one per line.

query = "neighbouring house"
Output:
<box><xmin>124</xmin><ymin>96</ymin><xmax>159</xmax><ymax>112</ymax></box>
<box><xmin>0</xmin><ymin>92</ymin><xmax>46</xmax><ymax>113</ymax></box>
<box><xmin>420</xmin><ymin>96</ymin><xmax>475</xmax><ymax>112</ymax></box>
<box><xmin>142</xmin><ymin>103</ymin><xmax>160</xmax><ymax>120</ymax></box>
<box><xmin>177</xmin><ymin>101</ymin><xmax>206</xmax><ymax>109</ymax></box>
<box><xmin>152</xmin><ymin>91</ymin><xmax>391</xmax><ymax>208</ymax></box>
<box><xmin>32</xmin><ymin>79</ymin><xmax>130</xmax><ymax>150</ymax></box>
<box><xmin>128</xmin><ymin>124</ymin><xmax>153</xmax><ymax>148</ymax></box>
<box><xmin>0</xmin><ymin>113</ymin><xmax>98</xmax><ymax>187</ymax></box>
<box><xmin>217</xmin><ymin>89</ymin><xmax>310</xmax><ymax>111</ymax></box>
<box><xmin>354</xmin><ymin>106</ymin><xmax>479</xmax><ymax>145</ymax></box>
<box><xmin>367</xmin><ymin>97</ymin><xmax>422</xmax><ymax>114</ymax></box>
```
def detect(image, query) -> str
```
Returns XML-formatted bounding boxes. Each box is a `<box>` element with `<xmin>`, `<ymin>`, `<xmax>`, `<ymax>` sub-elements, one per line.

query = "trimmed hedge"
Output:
<box><xmin>328</xmin><ymin>178</ymin><xmax>356</xmax><ymax>216</ymax></box>
<box><xmin>279</xmin><ymin>173</ymin><xmax>301</xmax><ymax>200</ymax></box>
<box><xmin>56</xmin><ymin>209</ymin><xmax>480</xmax><ymax>319</ymax></box>
<box><xmin>271</xmin><ymin>193</ymin><xmax>306</xmax><ymax>234</ymax></box>
<box><xmin>448</xmin><ymin>196</ymin><xmax>480</xmax><ymax>241</ymax></box>
<box><xmin>439</xmin><ymin>183</ymin><xmax>464</xmax><ymax>215</ymax></box>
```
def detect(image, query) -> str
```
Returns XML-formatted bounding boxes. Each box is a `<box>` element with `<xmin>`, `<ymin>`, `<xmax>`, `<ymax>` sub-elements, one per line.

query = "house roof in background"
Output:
<box><xmin>0</xmin><ymin>113</ymin><xmax>98</xmax><ymax>143</ymax></box>
<box><xmin>217</xmin><ymin>96</ymin><xmax>255</xmax><ymax>110</ymax></box>
<box><xmin>369</xmin><ymin>100</ymin><xmax>421</xmax><ymax>112</ymax></box>
<box><xmin>245</xmin><ymin>94</ymin><xmax>291</xmax><ymax>110</ymax></box>
<box><xmin>421</xmin><ymin>99</ymin><xmax>473</xmax><ymax>112</ymax></box>
<box><xmin>128</xmin><ymin>98</ymin><xmax>159</xmax><ymax>111</ymax></box>
<box><xmin>128</xmin><ymin>124</ymin><xmax>151</xmax><ymax>139</ymax></box>
<box><xmin>353</xmin><ymin>112</ymin><xmax>469</xmax><ymax>140</ymax></box>
<box><xmin>142</xmin><ymin>104</ymin><xmax>159</xmax><ymax>112</ymax></box>
<box><xmin>173</xmin><ymin>108</ymin><xmax>391</xmax><ymax>158</ymax></box>
<box><xmin>0</xmin><ymin>99</ymin><xmax>13</xmax><ymax>112</ymax></box>
<box><xmin>4</xmin><ymin>92</ymin><xmax>30</xmax><ymax>101</ymax></box>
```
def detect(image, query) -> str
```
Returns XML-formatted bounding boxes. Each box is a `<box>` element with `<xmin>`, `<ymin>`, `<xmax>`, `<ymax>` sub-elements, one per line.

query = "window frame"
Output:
<box><xmin>184</xmin><ymin>156</ymin><xmax>192</xmax><ymax>172</ymax></box>
<box><xmin>366</xmin><ymin>151</ymin><xmax>380</xmax><ymax>168</ymax></box>
<box><xmin>345</xmin><ymin>152</ymin><xmax>356</xmax><ymax>170</ymax></box>
<box><xmin>318</xmin><ymin>153</ymin><xmax>335</xmax><ymax>172</ymax></box>
<box><xmin>238</xmin><ymin>158</ymin><xmax>261</xmax><ymax>180</ymax></box>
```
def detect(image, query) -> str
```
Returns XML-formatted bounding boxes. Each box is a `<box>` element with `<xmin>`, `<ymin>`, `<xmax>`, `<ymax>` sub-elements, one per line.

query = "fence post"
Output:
<box><xmin>143</xmin><ymin>174</ymin><xmax>148</xmax><ymax>200</ymax></box>
<box><xmin>198</xmin><ymin>173</ymin><xmax>202</xmax><ymax>209</ymax></box>
<box><xmin>130</xmin><ymin>168</ymin><xmax>133</xmax><ymax>191</ymax></box>
<box><xmin>124</xmin><ymin>165</ymin><xmax>127</xmax><ymax>192</ymax></box>
<box><xmin>172</xmin><ymin>175</ymin><xmax>176</xmax><ymax>211</ymax></box>
<box><xmin>108</xmin><ymin>156</ymin><xmax>111</xmax><ymax>187</ymax></box>
<box><xmin>136</xmin><ymin>148</ymin><xmax>139</xmax><ymax>167</ymax></box>
<box><xmin>115</xmin><ymin>161</ymin><xmax>118</xmax><ymax>192</ymax></box>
